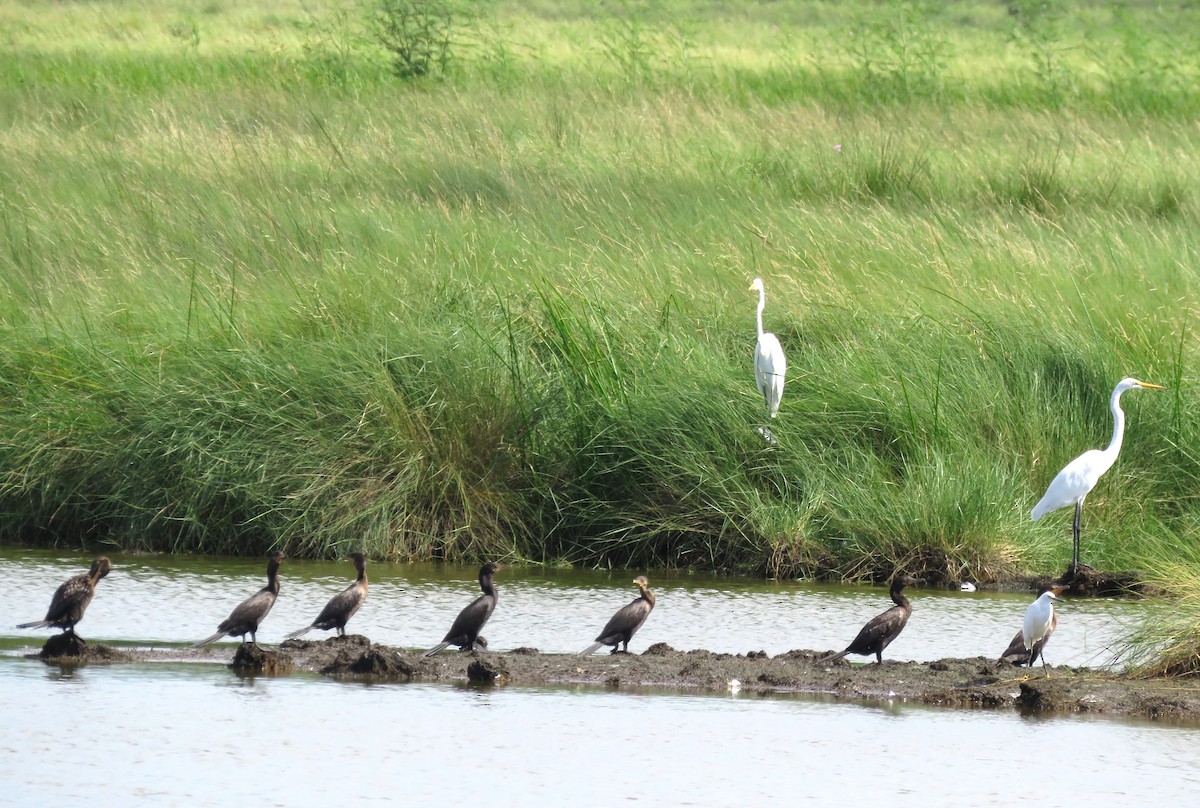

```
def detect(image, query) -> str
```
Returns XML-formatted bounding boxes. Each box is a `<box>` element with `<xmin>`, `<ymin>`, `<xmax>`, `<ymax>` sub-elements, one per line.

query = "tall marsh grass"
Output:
<box><xmin>0</xmin><ymin>1</ymin><xmax>1198</xmax><ymax>590</ymax></box>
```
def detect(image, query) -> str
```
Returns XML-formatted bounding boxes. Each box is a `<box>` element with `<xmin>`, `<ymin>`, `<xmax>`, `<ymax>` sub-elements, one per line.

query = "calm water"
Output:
<box><xmin>0</xmin><ymin>549</ymin><xmax>1154</xmax><ymax>663</ymax></box>
<box><xmin>3</xmin><ymin>550</ymin><xmax>1197</xmax><ymax>806</ymax></box>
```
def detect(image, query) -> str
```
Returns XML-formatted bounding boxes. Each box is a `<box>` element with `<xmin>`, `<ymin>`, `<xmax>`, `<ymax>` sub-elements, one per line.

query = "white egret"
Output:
<box><xmin>999</xmin><ymin>584</ymin><xmax>1064</xmax><ymax>667</ymax></box>
<box><xmin>749</xmin><ymin>278</ymin><xmax>787</xmax><ymax>420</ymax></box>
<box><xmin>1021</xmin><ymin>587</ymin><xmax>1062</xmax><ymax>673</ymax></box>
<box><xmin>1030</xmin><ymin>377</ymin><xmax>1164</xmax><ymax>573</ymax></box>
<box><xmin>819</xmin><ymin>575</ymin><xmax>922</xmax><ymax>664</ymax></box>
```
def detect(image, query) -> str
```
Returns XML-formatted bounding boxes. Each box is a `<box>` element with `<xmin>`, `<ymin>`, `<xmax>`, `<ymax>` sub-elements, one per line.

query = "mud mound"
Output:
<box><xmin>230</xmin><ymin>643</ymin><xmax>293</xmax><ymax>676</ymax></box>
<box><xmin>1055</xmin><ymin>564</ymin><xmax>1142</xmax><ymax>597</ymax></box>
<box><xmin>467</xmin><ymin>657</ymin><xmax>509</xmax><ymax>683</ymax></box>
<box><xmin>38</xmin><ymin>634</ymin><xmax>136</xmax><ymax>665</ymax></box>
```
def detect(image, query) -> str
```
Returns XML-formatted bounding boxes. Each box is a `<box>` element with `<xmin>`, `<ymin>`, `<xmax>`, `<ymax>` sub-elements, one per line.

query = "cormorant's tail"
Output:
<box><xmin>423</xmin><ymin>642</ymin><xmax>451</xmax><ymax>658</ymax></box>
<box><xmin>193</xmin><ymin>631</ymin><xmax>225</xmax><ymax>647</ymax></box>
<box><xmin>578</xmin><ymin>642</ymin><xmax>604</xmax><ymax>656</ymax></box>
<box><xmin>284</xmin><ymin>626</ymin><xmax>313</xmax><ymax>640</ymax></box>
<box><xmin>818</xmin><ymin>649</ymin><xmax>849</xmax><ymax>664</ymax></box>
<box><xmin>15</xmin><ymin>620</ymin><xmax>51</xmax><ymax>629</ymax></box>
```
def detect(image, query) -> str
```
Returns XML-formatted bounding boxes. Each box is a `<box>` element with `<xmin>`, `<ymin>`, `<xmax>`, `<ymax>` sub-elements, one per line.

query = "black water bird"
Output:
<box><xmin>194</xmin><ymin>550</ymin><xmax>285</xmax><ymax>647</ymax></box>
<box><xmin>285</xmin><ymin>553</ymin><xmax>368</xmax><ymax>640</ymax></box>
<box><xmin>579</xmin><ymin>576</ymin><xmax>656</xmax><ymax>655</ymax></box>
<box><xmin>819</xmin><ymin>574</ymin><xmax>922</xmax><ymax>664</ymax></box>
<box><xmin>16</xmin><ymin>556</ymin><xmax>113</xmax><ymax>642</ymax></box>
<box><xmin>424</xmin><ymin>562</ymin><xmax>501</xmax><ymax>656</ymax></box>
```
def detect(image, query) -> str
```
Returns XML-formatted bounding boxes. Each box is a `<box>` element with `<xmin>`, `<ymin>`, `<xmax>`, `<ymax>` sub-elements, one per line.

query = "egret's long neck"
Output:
<box><xmin>756</xmin><ymin>288</ymin><xmax>766</xmax><ymax>338</ymax></box>
<box><xmin>1104</xmin><ymin>387</ymin><xmax>1128</xmax><ymax>463</ymax></box>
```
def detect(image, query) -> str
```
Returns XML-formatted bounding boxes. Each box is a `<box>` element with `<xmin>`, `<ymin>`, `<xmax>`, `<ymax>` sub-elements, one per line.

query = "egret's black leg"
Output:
<box><xmin>1072</xmin><ymin>502</ymin><xmax>1082</xmax><ymax>574</ymax></box>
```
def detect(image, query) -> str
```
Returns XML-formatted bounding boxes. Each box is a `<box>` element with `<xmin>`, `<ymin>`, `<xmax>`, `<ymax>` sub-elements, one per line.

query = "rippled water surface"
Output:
<box><xmin>0</xmin><ymin>549</ymin><xmax>1156</xmax><ymax>663</ymax></box>
<box><xmin>4</xmin><ymin>549</ymin><xmax>1197</xmax><ymax>806</ymax></box>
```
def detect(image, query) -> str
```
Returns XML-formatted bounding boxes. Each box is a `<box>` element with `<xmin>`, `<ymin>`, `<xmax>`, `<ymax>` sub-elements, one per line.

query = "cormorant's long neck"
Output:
<box><xmin>756</xmin><ymin>288</ymin><xmax>766</xmax><ymax>338</ymax></box>
<box><xmin>266</xmin><ymin>561</ymin><xmax>281</xmax><ymax>595</ymax></box>
<box><xmin>1103</xmin><ymin>386</ymin><xmax>1128</xmax><ymax>465</ymax></box>
<box><xmin>890</xmin><ymin>584</ymin><xmax>911</xmax><ymax>610</ymax></box>
<box><xmin>480</xmin><ymin>572</ymin><xmax>497</xmax><ymax>601</ymax></box>
<box><xmin>356</xmin><ymin>560</ymin><xmax>368</xmax><ymax>585</ymax></box>
<box><xmin>641</xmin><ymin>586</ymin><xmax>656</xmax><ymax>609</ymax></box>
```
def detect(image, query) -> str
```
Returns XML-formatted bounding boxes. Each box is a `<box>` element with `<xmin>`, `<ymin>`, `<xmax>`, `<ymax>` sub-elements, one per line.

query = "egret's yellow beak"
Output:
<box><xmin>1137</xmin><ymin>381</ymin><xmax>1166</xmax><ymax>391</ymax></box>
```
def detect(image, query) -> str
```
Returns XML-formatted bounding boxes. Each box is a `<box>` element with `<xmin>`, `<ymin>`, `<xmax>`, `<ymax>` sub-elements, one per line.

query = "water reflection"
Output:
<box><xmin>0</xmin><ymin>549</ymin><xmax>1155</xmax><ymax>666</ymax></box>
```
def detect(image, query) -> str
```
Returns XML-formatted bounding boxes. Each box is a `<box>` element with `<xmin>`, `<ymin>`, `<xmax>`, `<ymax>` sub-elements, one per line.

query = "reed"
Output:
<box><xmin>0</xmin><ymin>0</ymin><xmax>1197</xmax><ymax>592</ymax></box>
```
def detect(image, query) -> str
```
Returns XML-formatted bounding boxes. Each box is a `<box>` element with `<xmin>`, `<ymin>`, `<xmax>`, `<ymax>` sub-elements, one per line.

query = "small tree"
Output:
<box><xmin>374</xmin><ymin>0</ymin><xmax>459</xmax><ymax>79</ymax></box>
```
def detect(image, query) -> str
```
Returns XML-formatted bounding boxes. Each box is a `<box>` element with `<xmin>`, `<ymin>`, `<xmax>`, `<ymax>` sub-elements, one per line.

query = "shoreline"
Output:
<box><xmin>23</xmin><ymin>635</ymin><xmax>1200</xmax><ymax>723</ymax></box>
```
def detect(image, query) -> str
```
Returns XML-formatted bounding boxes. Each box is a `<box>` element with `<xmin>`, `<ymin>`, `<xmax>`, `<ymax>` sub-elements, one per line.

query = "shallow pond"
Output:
<box><xmin>0</xmin><ymin>549</ymin><xmax>1154</xmax><ymax>664</ymax></box>
<box><xmin>4</xmin><ymin>549</ymin><xmax>1197</xmax><ymax>805</ymax></box>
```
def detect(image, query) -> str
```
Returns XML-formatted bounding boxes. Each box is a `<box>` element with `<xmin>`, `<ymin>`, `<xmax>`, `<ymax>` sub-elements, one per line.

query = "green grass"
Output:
<box><xmin>1</xmin><ymin>0</ymin><xmax>1199</xmax><ymax>595</ymax></box>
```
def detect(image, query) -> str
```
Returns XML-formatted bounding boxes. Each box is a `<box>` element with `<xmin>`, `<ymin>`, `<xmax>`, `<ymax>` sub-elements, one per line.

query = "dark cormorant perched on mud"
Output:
<box><xmin>424</xmin><ymin>562</ymin><xmax>500</xmax><ymax>656</ymax></box>
<box><xmin>194</xmin><ymin>550</ymin><xmax>284</xmax><ymax>647</ymax></box>
<box><xmin>286</xmin><ymin>553</ymin><xmax>369</xmax><ymax>639</ymax></box>
<box><xmin>998</xmin><ymin>585</ymin><xmax>1064</xmax><ymax>666</ymax></box>
<box><xmin>17</xmin><ymin>556</ymin><xmax>113</xmax><ymax>642</ymax></box>
<box><xmin>819</xmin><ymin>574</ymin><xmax>922</xmax><ymax>664</ymax></box>
<box><xmin>579</xmin><ymin>575</ymin><xmax>656</xmax><ymax>655</ymax></box>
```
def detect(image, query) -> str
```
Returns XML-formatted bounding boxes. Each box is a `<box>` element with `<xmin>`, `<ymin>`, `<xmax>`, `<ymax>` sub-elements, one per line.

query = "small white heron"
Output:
<box><xmin>1031</xmin><ymin>377</ymin><xmax>1163</xmax><ymax>573</ymax></box>
<box><xmin>1022</xmin><ymin>587</ymin><xmax>1062</xmax><ymax>673</ymax></box>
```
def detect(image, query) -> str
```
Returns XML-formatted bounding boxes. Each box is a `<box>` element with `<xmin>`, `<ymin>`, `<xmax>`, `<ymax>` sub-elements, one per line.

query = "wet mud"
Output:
<box><xmin>29</xmin><ymin>634</ymin><xmax>1200</xmax><ymax>722</ymax></box>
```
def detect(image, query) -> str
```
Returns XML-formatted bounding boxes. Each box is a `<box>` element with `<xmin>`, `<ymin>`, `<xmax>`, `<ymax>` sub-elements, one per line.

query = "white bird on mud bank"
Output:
<box><xmin>1031</xmin><ymin>377</ymin><xmax>1164</xmax><ymax>574</ymax></box>
<box><xmin>1022</xmin><ymin>588</ymin><xmax>1062</xmax><ymax>674</ymax></box>
<box><xmin>999</xmin><ymin>585</ymin><xmax>1064</xmax><ymax>667</ymax></box>
<box><xmin>750</xmin><ymin>278</ymin><xmax>787</xmax><ymax>423</ymax></box>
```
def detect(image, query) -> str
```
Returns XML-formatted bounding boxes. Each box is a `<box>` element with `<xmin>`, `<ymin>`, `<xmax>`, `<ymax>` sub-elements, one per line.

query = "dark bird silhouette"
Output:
<box><xmin>285</xmin><ymin>553</ymin><xmax>368</xmax><ymax>640</ymax></box>
<box><xmin>17</xmin><ymin>556</ymin><xmax>113</xmax><ymax>642</ymax></box>
<box><xmin>194</xmin><ymin>550</ymin><xmax>285</xmax><ymax>647</ymax></box>
<box><xmin>819</xmin><ymin>574</ymin><xmax>923</xmax><ymax>664</ymax></box>
<box><xmin>998</xmin><ymin>585</ymin><xmax>1064</xmax><ymax>666</ymax></box>
<box><xmin>424</xmin><ymin>562</ymin><xmax>500</xmax><ymax>656</ymax></box>
<box><xmin>579</xmin><ymin>575</ymin><xmax>656</xmax><ymax>655</ymax></box>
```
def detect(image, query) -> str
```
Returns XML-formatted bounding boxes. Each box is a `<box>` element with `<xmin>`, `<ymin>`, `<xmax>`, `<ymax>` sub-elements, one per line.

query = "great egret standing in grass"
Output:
<box><xmin>1021</xmin><ymin>587</ymin><xmax>1061</xmax><ymax>673</ymax></box>
<box><xmin>750</xmin><ymin>278</ymin><xmax>787</xmax><ymax>423</ymax></box>
<box><xmin>1030</xmin><ymin>377</ymin><xmax>1164</xmax><ymax>574</ymax></box>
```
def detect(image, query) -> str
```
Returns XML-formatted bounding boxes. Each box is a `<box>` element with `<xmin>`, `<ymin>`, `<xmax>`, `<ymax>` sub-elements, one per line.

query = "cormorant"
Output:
<box><xmin>579</xmin><ymin>575</ymin><xmax>655</xmax><ymax>655</ymax></box>
<box><xmin>998</xmin><ymin>585</ymin><xmax>1064</xmax><ymax>666</ymax></box>
<box><xmin>16</xmin><ymin>556</ymin><xmax>113</xmax><ymax>642</ymax></box>
<box><xmin>423</xmin><ymin>562</ymin><xmax>500</xmax><ymax>656</ymax></box>
<box><xmin>819</xmin><ymin>574</ymin><xmax>922</xmax><ymax>664</ymax></box>
<box><xmin>194</xmin><ymin>550</ymin><xmax>285</xmax><ymax>647</ymax></box>
<box><xmin>285</xmin><ymin>553</ymin><xmax>369</xmax><ymax>640</ymax></box>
